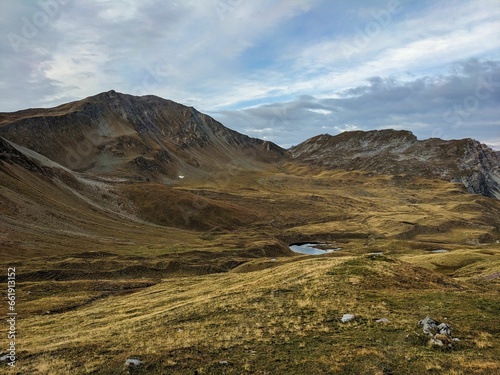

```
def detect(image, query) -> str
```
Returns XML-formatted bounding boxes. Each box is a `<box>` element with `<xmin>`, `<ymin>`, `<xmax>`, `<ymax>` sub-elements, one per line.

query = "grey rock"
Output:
<box><xmin>418</xmin><ymin>317</ymin><xmax>457</xmax><ymax>349</ymax></box>
<box><xmin>341</xmin><ymin>314</ymin><xmax>355</xmax><ymax>323</ymax></box>
<box><xmin>125</xmin><ymin>358</ymin><xmax>142</xmax><ymax>366</ymax></box>
<box><xmin>0</xmin><ymin>91</ymin><xmax>287</xmax><ymax>178</ymax></box>
<box><xmin>437</xmin><ymin>322</ymin><xmax>451</xmax><ymax>336</ymax></box>
<box><xmin>419</xmin><ymin>316</ymin><xmax>438</xmax><ymax>335</ymax></box>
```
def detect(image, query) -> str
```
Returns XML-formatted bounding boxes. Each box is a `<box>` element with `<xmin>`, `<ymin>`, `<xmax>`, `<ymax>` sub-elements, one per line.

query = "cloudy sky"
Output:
<box><xmin>1</xmin><ymin>0</ymin><xmax>499</xmax><ymax>148</ymax></box>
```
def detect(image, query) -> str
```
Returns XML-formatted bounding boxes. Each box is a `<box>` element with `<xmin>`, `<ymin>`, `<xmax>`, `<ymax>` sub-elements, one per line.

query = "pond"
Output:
<box><xmin>289</xmin><ymin>243</ymin><xmax>342</xmax><ymax>255</ymax></box>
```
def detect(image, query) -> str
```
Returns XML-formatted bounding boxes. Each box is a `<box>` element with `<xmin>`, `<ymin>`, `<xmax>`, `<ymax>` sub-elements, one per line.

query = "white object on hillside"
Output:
<box><xmin>125</xmin><ymin>358</ymin><xmax>142</xmax><ymax>366</ymax></box>
<box><xmin>341</xmin><ymin>314</ymin><xmax>355</xmax><ymax>323</ymax></box>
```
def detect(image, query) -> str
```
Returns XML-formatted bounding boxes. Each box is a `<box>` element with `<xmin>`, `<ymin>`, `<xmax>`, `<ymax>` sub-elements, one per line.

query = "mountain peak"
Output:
<box><xmin>348</xmin><ymin>128</ymin><xmax>415</xmax><ymax>137</ymax></box>
<box><xmin>291</xmin><ymin>129</ymin><xmax>500</xmax><ymax>199</ymax></box>
<box><xmin>1</xmin><ymin>92</ymin><xmax>498</xmax><ymax>199</ymax></box>
<box><xmin>0</xmin><ymin>91</ymin><xmax>286</xmax><ymax>180</ymax></box>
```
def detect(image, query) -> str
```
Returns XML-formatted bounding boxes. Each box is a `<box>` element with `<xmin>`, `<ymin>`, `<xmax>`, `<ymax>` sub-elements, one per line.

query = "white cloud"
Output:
<box><xmin>0</xmin><ymin>0</ymin><xmax>499</xmax><ymax>149</ymax></box>
<box><xmin>308</xmin><ymin>109</ymin><xmax>332</xmax><ymax>115</ymax></box>
<box><xmin>334</xmin><ymin>124</ymin><xmax>360</xmax><ymax>133</ymax></box>
<box><xmin>216</xmin><ymin>59</ymin><xmax>500</xmax><ymax>149</ymax></box>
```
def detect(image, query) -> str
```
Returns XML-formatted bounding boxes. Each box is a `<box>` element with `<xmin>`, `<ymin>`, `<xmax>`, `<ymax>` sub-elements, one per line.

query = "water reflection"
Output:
<box><xmin>289</xmin><ymin>243</ymin><xmax>342</xmax><ymax>255</ymax></box>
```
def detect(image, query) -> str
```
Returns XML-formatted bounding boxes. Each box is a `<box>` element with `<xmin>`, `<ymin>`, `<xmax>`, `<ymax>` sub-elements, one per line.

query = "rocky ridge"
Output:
<box><xmin>1</xmin><ymin>92</ymin><xmax>499</xmax><ymax>199</ymax></box>
<box><xmin>0</xmin><ymin>90</ymin><xmax>286</xmax><ymax>181</ymax></box>
<box><xmin>290</xmin><ymin>130</ymin><xmax>500</xmax><ymax>199</ymax></box>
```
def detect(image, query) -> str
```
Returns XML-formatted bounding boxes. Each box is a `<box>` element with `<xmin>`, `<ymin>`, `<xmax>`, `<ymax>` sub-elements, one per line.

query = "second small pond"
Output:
<box><xmin>289</xmin><ymin>242</ymin><xmax>342</xmax><ymax>255</ymax></box>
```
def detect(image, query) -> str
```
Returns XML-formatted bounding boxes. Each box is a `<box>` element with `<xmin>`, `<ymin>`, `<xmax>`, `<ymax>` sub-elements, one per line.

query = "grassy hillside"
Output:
<box><xmin>1</xmin><ymin>162</ymin><xmax>499</xmax><ymax>374</ymax></box>
<box><xmin>11</xmin><ymin>254</ymin><xmax>500</xmax><ymax>374</ymax></box>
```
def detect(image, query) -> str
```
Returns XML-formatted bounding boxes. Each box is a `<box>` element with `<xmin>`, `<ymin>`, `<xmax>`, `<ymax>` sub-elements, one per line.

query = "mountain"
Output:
<box><xmin>290</xmin><ymin>129</ymin><xmax>500</xmax><ymax>199</ymax></box>
<box><xmin>0</xmin><ymin>90</ymin><xmax>286</xmax><ymax>182</ymax></box>
<box><xmin>0</xmin><ymin>95</ymin><xmax>286</xmax><ymax>257</ymax></box>
<box><xmin>0</xmin><ymin>133</ymin><xmax>274</xmax><ymax>255</ymax></box>
<box><xmin>2</xmin><ymin>94</ymin><xmax>500</xmax><ymax>374</ymax></box>
<box><xmin>1</xmin><ymin>93</ymin><xmax>499</xmax><ymax>199</ymax></box>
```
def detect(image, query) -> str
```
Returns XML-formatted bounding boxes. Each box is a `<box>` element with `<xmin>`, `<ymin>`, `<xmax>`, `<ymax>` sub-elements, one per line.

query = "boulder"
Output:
<box><xmin>418</xmin><ymin>316</ymin><xmax>457</xmax><ymax>349</ymax></box>
<box><xmin>125</xmin><ymin>358</ymin><xmax>142</xmax><ymax>366</ymax></box>
<box><xmin>341</xmin><ymin>314</ymin><xmax>355</xmax><ymax>323</ymax></box>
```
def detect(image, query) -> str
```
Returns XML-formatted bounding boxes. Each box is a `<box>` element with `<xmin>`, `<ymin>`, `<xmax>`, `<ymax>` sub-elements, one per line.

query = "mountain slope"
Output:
<box><xmin>0</xmin><ymin>136</ymin><xmax>272</xmax><ymax>263</ymax></box>
<box><xmin>1</xmin><ymin>95</ymin><xmax>500</xmax><ymax>375</ymax></box>
<box><xmin>290</xmin><ymin>129</ymin><xmax>500</xmax><ymax>199</ymax></box>
<box><xmin>0</xmin><ymin>90</ymin><xmax>286</xmax><ymax>181</ymax></box>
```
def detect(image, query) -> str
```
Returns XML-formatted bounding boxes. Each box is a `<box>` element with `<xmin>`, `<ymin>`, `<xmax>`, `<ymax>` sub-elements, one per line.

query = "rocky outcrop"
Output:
<box><xmin>418</xmin><ymin>317</ymin><xmax>459</xmax><ymax>349</ymax></box>
<box><xmin>0</xmin><ymin>137</ymin><xmax>54</xmax><ymax>176</ymax></box>
<box><xmin>452</xmin><ymin>170</ymin><xmax>499</xmax><ymax>198</ymax></box>
<box><xmin>290</xmin><ymin>130</ymin><xmax>500</xmax><ymax>199</ymax></box>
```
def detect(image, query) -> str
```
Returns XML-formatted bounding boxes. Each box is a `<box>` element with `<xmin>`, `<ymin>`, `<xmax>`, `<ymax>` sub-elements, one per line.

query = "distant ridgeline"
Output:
<box><xmin>290</xmin><ymin>130</ymin><xmax>500</xmax><ymax>199</ymax></box>
<box><xmin>0</xmin><ymin>91</ymin><xmax>499</xmax><ymax>199</ymax></box>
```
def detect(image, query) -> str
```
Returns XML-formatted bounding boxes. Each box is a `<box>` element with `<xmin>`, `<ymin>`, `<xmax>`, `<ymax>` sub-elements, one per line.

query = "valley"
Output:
<box><xmin>0</xmin><ymin>92</ymin><xmax>499</xmax><ymax>374</ymax></box>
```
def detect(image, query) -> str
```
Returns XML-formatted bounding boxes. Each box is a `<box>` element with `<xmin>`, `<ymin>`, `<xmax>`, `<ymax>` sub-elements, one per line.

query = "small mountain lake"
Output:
<box><xmin>289</xmin><ymin>243</ymin><xmax>342</xmax><ymax>255</ymax></box>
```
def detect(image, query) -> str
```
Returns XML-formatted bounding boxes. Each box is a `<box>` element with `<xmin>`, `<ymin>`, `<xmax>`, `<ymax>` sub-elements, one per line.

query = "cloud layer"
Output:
<box><xmin>1</xmin><ymin>0</ymin><xmax>499</xmax><ymax>148</ymax></box>
<box><xmin>217</xmin><ymin>59</ymin><xmax>500</xmax><ymax>148</ymax></box>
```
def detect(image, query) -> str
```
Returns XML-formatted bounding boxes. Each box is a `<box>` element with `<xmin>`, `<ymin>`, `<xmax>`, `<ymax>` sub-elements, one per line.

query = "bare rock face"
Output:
<box><xmin>0</xmin><ymin>90</ymin><xmax>287</xmax><ymax>180</ymax></box>
<box><xmin>418</xmin><ymin>317</ymin><xmax>459</xmax><ymax>349</ymax></box>
<box><xmin>0</xmin><ymin>137</ymin><xmax>53</xmax><ymax>176</ymax></box>
<box><xmin>290</xmin><ymin>130</ymin><xmax>500</xmax><ymax>199</ymax></box>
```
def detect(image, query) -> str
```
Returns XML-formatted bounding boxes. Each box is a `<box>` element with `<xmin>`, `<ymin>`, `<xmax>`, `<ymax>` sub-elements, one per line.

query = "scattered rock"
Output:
<box><xmin>125</xmin><ymin>358</ymin><xmax>142</xmax><ymax>366</ymax></box>
<box><xmin>376</xmin><ymin>318</ymin><xmax>390</xmax><ymax>323</ymax></box>
<box><xmin>341</xmin><ymin>314</ymin><xmax>355</xmax><ymax>323</ymax></box>
<box><xmin>365</xmin><ymin>235</ymin><xmax>376</xmax><ymax>246</ymax></box>
<box><xmin>482</xmin><ymin>272</ymin><xmax>500</xmax><ymax>280</ymax></box>
<box><xmin>431</xmin><ymin>334</ymin><xmax>454</xmax><ymax>348</ymax></box>
<box><xmin>418</xmin><ymin>317</ymin><xmax>458</xmax><ymax>349</ymax></box>
<box><xmin>270</xmin><ymin>258</ymin><xmax>277</xmax><ymax>262</ymax></box>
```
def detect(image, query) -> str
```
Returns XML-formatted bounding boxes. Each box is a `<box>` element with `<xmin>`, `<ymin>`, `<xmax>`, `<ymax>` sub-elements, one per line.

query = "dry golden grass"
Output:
<box><xmin>1</xmin><ymin>164</ymin><xmax>499</xmax><ymax>374</ymax></box>
<box><xmin>8</xmin><ymin>255</ymin><xmax>499</xmax><ymax>374</ymax></box>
